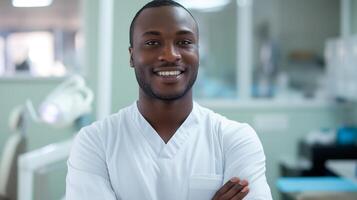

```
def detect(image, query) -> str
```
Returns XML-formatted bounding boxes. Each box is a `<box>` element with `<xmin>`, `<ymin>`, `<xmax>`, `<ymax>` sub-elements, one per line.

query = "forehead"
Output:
<box><xmin>133</xmin><ymin>6</ymin><xmax>198</xmax><ymax>36</ymax></box>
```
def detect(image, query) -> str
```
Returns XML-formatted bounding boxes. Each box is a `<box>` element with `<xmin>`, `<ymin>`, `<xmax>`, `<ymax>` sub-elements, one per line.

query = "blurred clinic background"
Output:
<box><xmin>1</xmin><ymin>0</ymin><xmax>357</xmax><ymax>199</ymax></box>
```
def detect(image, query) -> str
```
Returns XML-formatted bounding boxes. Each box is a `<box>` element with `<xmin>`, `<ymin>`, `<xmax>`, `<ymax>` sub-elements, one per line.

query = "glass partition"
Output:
<box><xmin>184</xmin><ymin>0</ymin><xmax>342</xmax><ymax>101</ymax></box>
<box><xmin>0</xmin><ymin>0</ymin><xmax>83</xmax><ymax>77</ymax></box>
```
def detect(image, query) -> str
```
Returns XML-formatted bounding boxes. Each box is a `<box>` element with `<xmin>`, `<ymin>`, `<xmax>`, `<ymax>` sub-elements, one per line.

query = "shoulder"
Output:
<box><xmin>195</xmin><ymin>103</ymin><xmax>262</xmax><ymax>152</ymax></box>
<box><xmin>79</xmin><ymin>104</ymin><xmax>133</xmax><ymax>138</ymax></box>
<box><xmin>72</xmin><ymin>104</ymin><xmax>134</xmax><ymax>155</ymax></box>
<box><xmin>68</xmin><ymin>104</ymin><xmax>134</xmax><ymax>173</ymax></box>
<box><xmin>195</xmin><ymin>103</ymin><xmax>255</xmax><ymax>137</ymax></box>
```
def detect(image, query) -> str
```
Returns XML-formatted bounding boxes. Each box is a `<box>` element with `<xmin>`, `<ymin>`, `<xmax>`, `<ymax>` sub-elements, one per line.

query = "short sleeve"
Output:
<box><xmin>66</xmin><ymin>124</ymin><xmax>117</xmax><ymax>200</ymax></box>
<box><xmin>221</xmin><ymin>121</ymin><xmax>272</xmax><ymax>200</ymax></box>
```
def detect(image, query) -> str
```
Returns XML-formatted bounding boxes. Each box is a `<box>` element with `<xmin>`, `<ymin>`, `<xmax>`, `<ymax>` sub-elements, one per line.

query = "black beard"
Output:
<box><xmin>134</xmin><ymin>69</ymin><xmax>197</xmax><ymax>101</ymax></box>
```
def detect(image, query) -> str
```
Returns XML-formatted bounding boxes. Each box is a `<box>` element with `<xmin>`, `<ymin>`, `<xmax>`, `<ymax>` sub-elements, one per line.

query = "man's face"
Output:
<box><xmin>130</xmin><ymin>6</ymin><xmax>199</xmax><ymax>101</ymax></box>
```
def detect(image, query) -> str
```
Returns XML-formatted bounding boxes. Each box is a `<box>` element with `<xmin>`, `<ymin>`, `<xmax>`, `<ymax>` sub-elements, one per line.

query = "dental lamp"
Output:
<box><xmin>38</xmin><ymin>75</ymin><xmax>93</xmax><ymax>127</ymax></box>
<box><xmin>26</xmin><ymin>75</ymin><xmax>93</xmax><ymax>128</ymax></box>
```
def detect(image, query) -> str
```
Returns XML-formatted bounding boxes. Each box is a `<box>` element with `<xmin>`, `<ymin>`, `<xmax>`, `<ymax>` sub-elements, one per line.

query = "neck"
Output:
<box><xmin>137</xmin><ymin>90</ymin><xmax>193</xmax><ymax>143</ymax></box>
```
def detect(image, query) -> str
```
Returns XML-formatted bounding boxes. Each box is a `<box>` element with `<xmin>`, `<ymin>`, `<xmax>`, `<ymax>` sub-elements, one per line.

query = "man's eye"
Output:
<box><xmin>177</xmin><ymin>40</ymin><xmax>193</xmax><ymax>46</ymax></box>
<box><xmin>145</xmin><ymin>41</ymin><xmax>159</xmax><ymax>46</ymax></box>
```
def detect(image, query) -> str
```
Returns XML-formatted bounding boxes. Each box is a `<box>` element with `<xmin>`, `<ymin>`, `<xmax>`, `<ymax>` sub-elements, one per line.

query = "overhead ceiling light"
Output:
<box><xmin>12</xmin><ymin>0</ymin><xmax>53</xmax><ymax>8</ymax></box>
<box><xmin>177</xmin><ymin>0</ymin><xmax>230</xmax><ymax>11</ymax></box>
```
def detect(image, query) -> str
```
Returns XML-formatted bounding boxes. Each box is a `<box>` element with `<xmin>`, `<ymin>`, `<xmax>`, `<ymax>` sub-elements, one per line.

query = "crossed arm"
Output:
<box><xmin>66</xmin><ymin>123</ymin><xmax>271</xmax><ymax>200</ymax></box>
<box><xmin>216</xmin><ymin>123</ymin><xmax>272</xmax><ymax>200</ymax></box>
<box><xmin>212</xmin><ymin>177</ymin><xmax>249</xmax><ymax>200</ymax></box>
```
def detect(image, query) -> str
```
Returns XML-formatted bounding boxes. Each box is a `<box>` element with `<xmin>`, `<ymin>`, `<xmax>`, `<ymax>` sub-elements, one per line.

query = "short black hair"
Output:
<box><xmin>129</xmin><ymin>0</ymin><xmax>197</xmax><ymax>47</ymax></box>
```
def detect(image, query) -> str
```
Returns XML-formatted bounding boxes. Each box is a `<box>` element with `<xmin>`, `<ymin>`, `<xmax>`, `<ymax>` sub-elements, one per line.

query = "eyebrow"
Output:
<box><xmin>176</xmin><ymin>30</ymin><xmax>195</xmax><ymax>36</ymax></box>
<box><xmin>142</xmin><ymin>31</ymin><xmax>161</xmax><ymax>37</ymax></box>
<box><xmin>141</xmin><ymin>30</ymin><xmax>196</xmax><ymax>37</ymax></box>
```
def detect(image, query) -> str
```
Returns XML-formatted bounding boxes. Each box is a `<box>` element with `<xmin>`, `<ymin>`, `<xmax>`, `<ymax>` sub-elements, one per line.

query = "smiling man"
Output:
<box><xmin>66</xmin><ymin>1</ymin><xmax>272</xmax><ymax>200</ymax></box>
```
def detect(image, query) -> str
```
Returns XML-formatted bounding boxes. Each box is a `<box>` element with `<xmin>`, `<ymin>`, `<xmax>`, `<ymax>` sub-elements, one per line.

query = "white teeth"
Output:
<box><xmin>157</xmin><ymin>71</ymin><xmax>181</xmax><ymax>76</ymax></box>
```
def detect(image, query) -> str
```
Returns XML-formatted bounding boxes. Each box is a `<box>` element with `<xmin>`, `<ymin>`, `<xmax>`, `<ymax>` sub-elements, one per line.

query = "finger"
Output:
<box><xmin>231</xmin><ymin>186</ymin><xmax>249</xmax><ymax>200</ymax></box>
<box><xmin>219</xmin><ymin>183</ymin><xmax>244</xmax><ymax>200</ymax></box>
<box><xmin>239</xmin><ymin>179</ymin><xmax>248</xmax><ymax>187</ymax></box>
<box><xmin>212</xmin><ymin>177</ymin><xmax>240</xmax><ymax>199</ymax></box>
<box><xmin>219</xmin><ymin>180</ymin><xmax>249</xmax><ymax>200</ymax></box>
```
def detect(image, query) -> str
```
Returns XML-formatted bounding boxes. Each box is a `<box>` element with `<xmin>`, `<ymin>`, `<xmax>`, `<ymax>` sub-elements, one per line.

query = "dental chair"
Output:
<box><xmin>0</xmin><ymin>133</ymin><xmax>26</xmax><ymax>200</ymax></box>
<box><xmin>0</xmin><ymin>106</ymin><xmax>27</xmax><ymax>200</ymax></box>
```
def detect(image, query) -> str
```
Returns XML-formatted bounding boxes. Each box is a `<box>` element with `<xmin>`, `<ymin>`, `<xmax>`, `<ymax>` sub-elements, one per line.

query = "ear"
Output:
<box><xmin>129</xmin><ymin>47</ymin><xmax>134</xmax><ymax>68</ymax></box>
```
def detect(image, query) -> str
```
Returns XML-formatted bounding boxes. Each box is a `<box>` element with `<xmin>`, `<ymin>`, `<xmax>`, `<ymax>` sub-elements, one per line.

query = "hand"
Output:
<box><xmin>212</xmin><ymin>177</ymin><xmax>249</xmax><ymax>200</ymax></box>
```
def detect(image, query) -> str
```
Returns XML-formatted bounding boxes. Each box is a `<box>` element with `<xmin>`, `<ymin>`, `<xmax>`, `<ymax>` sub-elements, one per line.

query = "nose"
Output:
<box><xmin>158</xmin><ymin>43</ymin><xmax>181</xmax><ymax>63</ymax></box>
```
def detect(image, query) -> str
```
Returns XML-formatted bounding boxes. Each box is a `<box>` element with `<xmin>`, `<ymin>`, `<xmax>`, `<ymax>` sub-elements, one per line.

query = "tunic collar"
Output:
<box><xmin>131</xmin><ymin>101</ymin><xmax>199</xmax><ymax>158</ymax></box>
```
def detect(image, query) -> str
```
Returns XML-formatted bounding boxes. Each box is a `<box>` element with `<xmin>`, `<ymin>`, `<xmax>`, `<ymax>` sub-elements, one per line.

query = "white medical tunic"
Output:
<box><xmin>66</xmin><ymin>102</ymin><xmax>272</xmax><ymax>200</ymax></box>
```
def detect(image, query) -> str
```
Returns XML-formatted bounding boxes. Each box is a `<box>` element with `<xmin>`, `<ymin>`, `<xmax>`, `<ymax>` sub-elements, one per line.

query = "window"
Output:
<box><xmin>192</xmin><ymin>3</ymin><xmax>237</xmax><ymax>99</ymax></box>
<box><xmin>0</xmin><ymin>0</ymin><xmax>83</xmax><ymax>77</ymax></box>
<box><xmin>183</xmin><ymin>0</ymin><xmax>343</xmax><ymax>100</ymax></box>
<box><xmin>6</xmin><ymin>32</ymin><xmax>57</xmax><ymax>76</ymax></box>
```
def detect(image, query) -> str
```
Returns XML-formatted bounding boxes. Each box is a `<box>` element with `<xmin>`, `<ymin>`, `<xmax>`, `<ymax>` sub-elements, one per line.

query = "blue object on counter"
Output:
<box><xmin>277</xmin><ymin>177</ymin><xmax>357</xmax><ymax>192</ymax></box>
<box><xmin>337</xmin><ymin>127</ymin><xmax>357</xmax><ymax>145</ymax></box>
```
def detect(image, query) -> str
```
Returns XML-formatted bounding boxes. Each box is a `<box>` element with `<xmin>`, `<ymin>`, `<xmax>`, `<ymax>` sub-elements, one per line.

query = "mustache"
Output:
<box><xmin>158</xmin><ymin>62</ymin><xmax>180</xmax><ymax>68</ymax></box>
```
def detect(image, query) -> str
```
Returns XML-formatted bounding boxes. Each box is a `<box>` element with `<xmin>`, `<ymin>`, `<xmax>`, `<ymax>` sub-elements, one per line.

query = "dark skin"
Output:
<box><xmin>129</xmin><ymin>6</ymin><xmax>249</xmax><ymax>200</ymax></box>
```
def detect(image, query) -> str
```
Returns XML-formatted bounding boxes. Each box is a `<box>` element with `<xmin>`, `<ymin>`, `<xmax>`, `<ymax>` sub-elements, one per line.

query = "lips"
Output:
<box><xmin>152</xmin><ymin>67</ymin><xmax>185</xmax><ymax>83</ymax></box>
<box><xmin>153</xmin><ymin>66</ymin><xmax>185</xmax><ymax>77</ymax></box>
